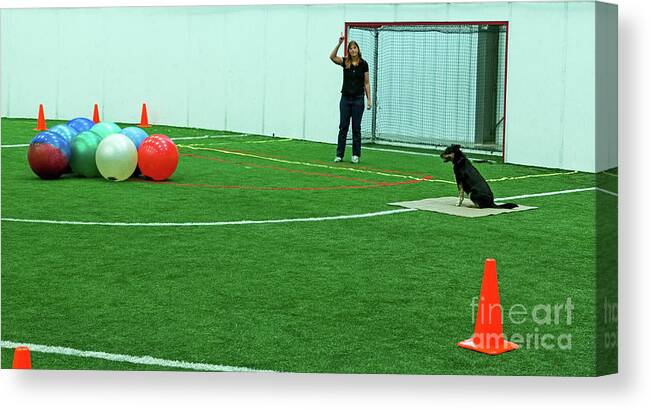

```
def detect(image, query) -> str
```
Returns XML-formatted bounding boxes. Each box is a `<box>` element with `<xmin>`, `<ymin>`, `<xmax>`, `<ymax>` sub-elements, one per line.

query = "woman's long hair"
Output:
<box><xmin>344</xmin><ymin>40</ymin><xmax>362</xmax><ymax>69</ymax></box>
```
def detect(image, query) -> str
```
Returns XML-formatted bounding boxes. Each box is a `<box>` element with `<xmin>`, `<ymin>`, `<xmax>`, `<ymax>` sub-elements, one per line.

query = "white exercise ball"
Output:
<box><xmin>95</xmin><ymin>133</ymin><xmax>138</xmax><ymax>181</ymax></box>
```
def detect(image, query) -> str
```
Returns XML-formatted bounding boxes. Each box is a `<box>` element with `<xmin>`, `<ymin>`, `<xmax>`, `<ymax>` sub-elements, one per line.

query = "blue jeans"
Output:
<box><xmin>336</xmin><ymin>95</ymin><xmax>364</xmax><ymax>158</ymax></box>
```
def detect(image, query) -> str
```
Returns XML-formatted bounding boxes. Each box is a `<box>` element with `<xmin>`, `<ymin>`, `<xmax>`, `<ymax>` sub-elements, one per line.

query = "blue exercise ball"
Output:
<box><xmin>120</xmin><ymin>127</ymin><xmax>149</xmax><ymax>149</ymax></box>
<box><xmin>67</xmin><ymin>117</ymin><xmax>95</xmax><ymax>133</ymax></box>
<box><xmin>49</xmin><ymin>124</ymin><xmax>79</xmax><ymax>145</ymax></box>
<box><xmin>121</xmin><ymin>126</ymin><xmax>149</xmax><ymax>176</ymax></box>
<box><xmin>31</xmin><ymin>131</ymin><xmax>72</xmax><ymax>159</ymax></box>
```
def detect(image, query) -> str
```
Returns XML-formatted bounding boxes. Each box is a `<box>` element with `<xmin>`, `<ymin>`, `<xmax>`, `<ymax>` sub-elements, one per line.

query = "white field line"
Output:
<box><xmin>362</xmin><ymin>145</ymin><xmax>500</xmax><ymax>163</ymax></box>
<box><xmin>1</xmin><ymin>187</ymin><xmax>618</xmax><ymax>227</ymax></box>
<box><xmin>1</xmin><ymin>208</ymin><xmax>417</xmax><ymax>227</ymax></box>
<box><xmin>364</xmin><ymin>145</ymin><xmax>499</xmax><ymax>160</ymax></box>
<box><xmin>595</xmin><ymin>187</ymin><xmax>618</xmax><ymax>197</ymax></box>
<box><xmin>363</xmin><ymin>146</ymin><xmax>438</xmax><ymax>157</ymax></box>
<box><xmin>362</xmin><ymin>144</ymin><xmax>502</xmax><ymax>157</ymax></box>
<box><xmin>1</xmin><ymin>143</ymin><xmax>29</xmax><ymax>148</ymax></box>
<box><xmin>496</xmin><ymin>187</ymin><xmax>618</xmax><ymax>201</ymax></box>
<box><xmin>0</xmin><ymin>340</ymin><xmax>273</xmax><ymax>372</ymax></box>
<box><xmin>181</xmin><ymin>144</ymin><xmax>454</xmax><ymax>184</ymax></box>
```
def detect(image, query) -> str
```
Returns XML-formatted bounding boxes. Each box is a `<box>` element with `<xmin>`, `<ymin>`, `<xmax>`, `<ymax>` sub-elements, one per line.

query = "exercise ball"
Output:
<box><xmin>95</xmin><ymin>133</ymin><xmax>138</xmax><ymax>181</ymax></box>
<box><xmin>67</xmin><ymin>117</ymin><xmax>95</xmax><ymax>133</ymax></box>
<box><xmin>49</xmin><ymin>124</ymin><xmax>79</xmax><ymax>144</ymax></box>
<box><xmin>70</xmin><ymin>131</ymin><xmax>103</xmax><ymax>177</ymax></box>
<box><xmin>90</xmin><ymin>121</ymin><xmax>121</xmax><ymax>139</ymax></box>
<box><xmin>121</xmin><ymin>126</ymin><xmax>149</xmax><ymax>176</ymax></box>
<box><xmin>138</xmin><ymin>134</ymin><xmax>179</xmax><ymax>181</ymax></box>
<box><xmin>121</xmin><ymin>126</ymin><xmax>148</xmax><ymax>149</ymax></box>
<box><xmin>27</xmin><ymin>131</ymin><xmax>71</xmax><ymax>179</ymax></box>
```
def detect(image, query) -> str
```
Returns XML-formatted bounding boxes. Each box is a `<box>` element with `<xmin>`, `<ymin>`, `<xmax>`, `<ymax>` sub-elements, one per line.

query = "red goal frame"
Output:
<box><xmin>344</xmin><ymin>21</ymin><xmax>510</xmax><ymax>161</ymax></box>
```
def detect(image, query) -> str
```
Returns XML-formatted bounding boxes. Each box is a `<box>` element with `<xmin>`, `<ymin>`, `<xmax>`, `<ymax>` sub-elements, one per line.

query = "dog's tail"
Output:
<box><xmin>494</xmin><ymin>203</ymin><xmax>518</xmax><ymax>209</ymax></box>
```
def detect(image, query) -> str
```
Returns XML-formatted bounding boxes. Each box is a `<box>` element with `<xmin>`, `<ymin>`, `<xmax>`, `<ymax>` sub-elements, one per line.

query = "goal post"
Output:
<box><xmin>345</xmin><ymin>21</ymin><xmax>509</xmax><ymax>156</ymax></box>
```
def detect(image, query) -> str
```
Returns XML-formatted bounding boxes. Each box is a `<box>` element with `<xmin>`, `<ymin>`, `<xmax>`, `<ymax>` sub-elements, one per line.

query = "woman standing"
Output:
<box><xmin>330</xmin><ymin>33</ymin><xmax>371</xmax><ymax>163</ymax></box>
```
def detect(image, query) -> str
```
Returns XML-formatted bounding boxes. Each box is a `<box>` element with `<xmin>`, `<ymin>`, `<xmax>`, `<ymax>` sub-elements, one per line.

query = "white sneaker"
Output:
<box><xmin>351</xmin><ymin>155</ymin><xmax>360</xmax><ymax>164</ymax></box>
<box><xmin>334</xmin><ymin>157</ymin><xmax>342</xmax><ymax>162</ymax></box>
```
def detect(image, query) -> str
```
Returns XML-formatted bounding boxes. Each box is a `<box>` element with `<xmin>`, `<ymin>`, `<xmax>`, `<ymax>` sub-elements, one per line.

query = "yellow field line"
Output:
<box><xmin>170</xmin><ymin>134</ymin><xmax>252</xmax><ymax>141</ymax></box>
<box><xmin>487</xmin><ymin>170</ymin><xmax>579</xmax><ymax>182</ymax></box>
<box><xmin>178</xmin><ymin>144</ymin><xmax>454</xmax><ymax>184</ymax></box>
<box><xmin>201</xmin><ymin>138</ymin><xmax>293</xmax><ymax>145</ymax></box>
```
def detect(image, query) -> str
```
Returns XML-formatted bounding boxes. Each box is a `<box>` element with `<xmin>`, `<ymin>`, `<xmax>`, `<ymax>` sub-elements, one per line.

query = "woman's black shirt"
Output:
<box><xmin>341</xmin><ymin>59</ymin><xmax>369</xmax><ymax>97</ymax></box>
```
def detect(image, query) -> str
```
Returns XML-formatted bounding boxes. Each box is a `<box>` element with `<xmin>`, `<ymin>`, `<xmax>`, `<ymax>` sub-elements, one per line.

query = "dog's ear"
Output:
<box><xmin>452</xmin><ymin>144</ymin><xmax>462</xmax><ymax>151</ymax></box>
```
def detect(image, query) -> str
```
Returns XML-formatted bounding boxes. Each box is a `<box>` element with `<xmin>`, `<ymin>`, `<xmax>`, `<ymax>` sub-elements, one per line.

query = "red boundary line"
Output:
<box><xmin>346</xmin><ymin>21</ymin><xmax>508</xmax><ymax>29</ymax></box>
<box><xmin>182</xmin><ymin>153</ymin><xmax>382</xmax><ymax>184</ymax></box>
<box><xmin>502</xmin><ymin>21</ymin><xmax>509</xmax><ymax>162</ymax></box>
<box><xmin>134</xmin><ymin>175</ymin><xmax>433</xmax><ymax>191</ymax></box>
<box><xmin>175</xmin><ymin>148</ymin><xmax>435</xmax><ymax>191</ymax></box>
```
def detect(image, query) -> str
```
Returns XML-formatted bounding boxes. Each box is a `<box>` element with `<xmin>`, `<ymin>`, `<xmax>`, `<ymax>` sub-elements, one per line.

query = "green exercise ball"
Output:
<box><xmin>90</xmin><ymin>121</ymin><xmax>121</xmax><ymax>139</ymax></box>
<box><xmin>70</xmin><ymin>131</ymin><xmax>103</xmax><ymax>177</ymax></box>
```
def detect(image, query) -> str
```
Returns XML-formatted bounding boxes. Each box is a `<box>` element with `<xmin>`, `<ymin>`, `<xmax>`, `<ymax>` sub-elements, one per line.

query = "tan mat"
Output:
<box><xmin>388</xmin><ymin>197</ymin><xmax>537</xmax><ymax>218</ymax></box>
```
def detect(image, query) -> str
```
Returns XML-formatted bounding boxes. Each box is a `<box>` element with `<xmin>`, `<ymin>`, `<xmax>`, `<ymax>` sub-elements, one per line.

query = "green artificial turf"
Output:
<box><xmin>1</xmin><ymin>118</ymin><xmax>617</xmax><ymax>375</ymax></box>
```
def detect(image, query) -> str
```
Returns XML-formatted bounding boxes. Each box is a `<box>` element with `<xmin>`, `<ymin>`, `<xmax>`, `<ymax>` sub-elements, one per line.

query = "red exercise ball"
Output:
<box><xmin>28</xmin><ymin>132</ymin><xmax>71</xmax><ymax>179</ymax></box>
<box><xmin>137</xmin><ymin>134</ymin><xmax>179</xmax><ymax>181</ymax></box>
<box><xmin>28</xmin><ymin>143</ymin><xmax>69</xmax><ymax>179</ymax></box>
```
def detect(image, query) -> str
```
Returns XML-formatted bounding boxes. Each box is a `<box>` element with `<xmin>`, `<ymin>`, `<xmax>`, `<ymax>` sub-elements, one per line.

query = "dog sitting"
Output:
<box><xmin>440</xmin><ymin>144</ymin><xmax>517</xmax><ymax>209</ymax></box>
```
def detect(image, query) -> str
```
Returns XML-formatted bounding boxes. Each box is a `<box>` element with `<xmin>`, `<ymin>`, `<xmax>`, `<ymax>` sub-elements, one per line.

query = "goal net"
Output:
<box><xmin>346</xmin><ymin>22</ymin><xmax>508</xmax><ymax>154</ymax></box>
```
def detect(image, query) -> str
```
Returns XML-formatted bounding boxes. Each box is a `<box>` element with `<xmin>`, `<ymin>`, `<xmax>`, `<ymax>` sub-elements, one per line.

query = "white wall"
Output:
<box><xmin>0</xmin><ymin>2</ymin><xmax>617</xmax><ymax>172</ymax></box>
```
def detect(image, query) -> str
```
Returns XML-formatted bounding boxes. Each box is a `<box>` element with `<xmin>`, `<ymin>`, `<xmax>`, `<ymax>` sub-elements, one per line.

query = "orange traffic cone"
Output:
<box><xmin>34</xmin><ymin>104</ymin><xmax>47</xmax><ymax>131</ymax></box>
<box><xmin>139</xmin><ymin>103</ymin><xmax>150</xmax><ymax>128</ymax></box>
<box><xmin>93</xmin><ymin>103</ymin><xmax>100</xmax><ymax>123</ymax></box>
<box><xmin>12</xmin><ymin>346</ymin><xmax>32</xmax><ymax>369</ymax></box>
<box><xmin>458</xmin><ymin>258</ymin><xmax>519</xmax><ymax>355</ymax></box>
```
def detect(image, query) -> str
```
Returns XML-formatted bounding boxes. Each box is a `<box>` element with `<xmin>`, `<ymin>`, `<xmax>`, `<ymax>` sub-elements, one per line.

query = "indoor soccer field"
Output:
<box><xmin>0</xmin><ymin>118</ymin><xmax>617</xmax><ymax>375</ymax></box>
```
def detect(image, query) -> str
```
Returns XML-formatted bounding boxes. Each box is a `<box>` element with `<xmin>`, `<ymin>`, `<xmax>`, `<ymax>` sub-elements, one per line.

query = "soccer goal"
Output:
<box><xmin>345</xmin><ymin>22</ymin><xmax>508</xmax><ymax>155</ymax></box>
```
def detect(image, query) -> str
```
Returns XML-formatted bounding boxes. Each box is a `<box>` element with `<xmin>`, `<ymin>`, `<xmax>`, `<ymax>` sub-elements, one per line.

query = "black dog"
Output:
<box><xmin>440</xmin><ymin>145</ymin><xmax>517</xmax><ymax>209</ymax></box>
